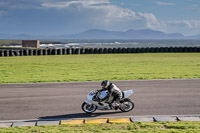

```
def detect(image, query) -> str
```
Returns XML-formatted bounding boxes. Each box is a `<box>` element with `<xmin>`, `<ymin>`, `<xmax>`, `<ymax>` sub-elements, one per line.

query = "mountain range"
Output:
<box><xmin>0</xmin><ymin>29</ymin><xmax>200</xmax><ymax>39</ymax></box>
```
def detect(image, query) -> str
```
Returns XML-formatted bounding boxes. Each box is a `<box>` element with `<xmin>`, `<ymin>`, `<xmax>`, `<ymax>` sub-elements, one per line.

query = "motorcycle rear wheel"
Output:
<box><xmin>120</xmin><ymin>98</ymin><xmax>134</xmax><ymax>112</ymax></box>
<box><xmin>82</xmin><ymin>102</ymin><xmax>97</xmax><ymax>113</ymax></box>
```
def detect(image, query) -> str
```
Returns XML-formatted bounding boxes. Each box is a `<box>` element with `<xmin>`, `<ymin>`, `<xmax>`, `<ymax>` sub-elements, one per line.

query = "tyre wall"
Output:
<box><xmin>0</xmin><ymin>47</ymin><xmax>200</xmax><ymax>57</ymax></box>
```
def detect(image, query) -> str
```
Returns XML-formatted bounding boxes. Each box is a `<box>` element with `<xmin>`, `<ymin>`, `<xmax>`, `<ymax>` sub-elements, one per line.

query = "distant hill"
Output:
<box><xmin>64</xmin><ymin>29</ymin><xmax>186</xmax><ymax>39</ymax></box>
<box><xmin>187</xmin><ymin>34</ymin><xmax>200</xmax><ymax>39</ymax></box>
<box><xmin>0</xmin><ymin>29</ymin><xmax>200</xmax><ymax>39</ymax></box>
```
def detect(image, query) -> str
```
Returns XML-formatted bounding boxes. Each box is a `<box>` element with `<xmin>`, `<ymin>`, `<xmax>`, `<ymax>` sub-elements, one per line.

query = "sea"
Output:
<box><xmin>3</xmin><ymin>39</ymin><xmax>200</xmax><ymax>48</ymax></box>
<box><xmin>39</xmin><ymin>39</ymin><xmax>200</xmax><ymax>48</ymax></box>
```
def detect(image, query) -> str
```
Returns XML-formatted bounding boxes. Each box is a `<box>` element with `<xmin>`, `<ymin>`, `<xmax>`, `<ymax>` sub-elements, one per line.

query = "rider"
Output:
<box><xmin>99</xmin><ymin>80</ymin><xmax>123</xmax><ymax>109</ymax></box>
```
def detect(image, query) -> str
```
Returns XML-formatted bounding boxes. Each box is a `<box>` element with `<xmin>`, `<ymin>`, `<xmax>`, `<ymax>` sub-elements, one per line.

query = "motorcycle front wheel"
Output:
<box><xmin>82</xmin><ymin>102</ymin><xmax>97</xmax><ymax>113</ymax></box>
<box><xmin>120</xmin><ymin>98</ymin><xmax>134</xmax><ymax>112</ymax></box>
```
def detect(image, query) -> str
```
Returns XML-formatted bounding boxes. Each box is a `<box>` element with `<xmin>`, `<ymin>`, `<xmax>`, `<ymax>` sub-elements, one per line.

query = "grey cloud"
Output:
<box><xmin>167</xmin><ymin>20</ymin><xmax>200</xmax><ymax>29</ymax></box>
<box><xmin>41</xmin><ymin>0</ymin><xmax>110</xmax><ymax>9</ymax></box>
<box><xmin>40</xmin><ymin>0</ymin><xmax>164</xmax><ymax>32</ymax></box>
<box><xmin>188</xmin><ymin>4</ymin><xmax>200</xmax><ymax>13</ymax></box>
<box><xmin>0</xmin><ymin>0</ymin><xmax>43</xmax><ymax>9</ymax></box>
<box><xmin>156</xmin><ymin>1</ymin><xmax>175</xmax><ymax>6</ymax></box>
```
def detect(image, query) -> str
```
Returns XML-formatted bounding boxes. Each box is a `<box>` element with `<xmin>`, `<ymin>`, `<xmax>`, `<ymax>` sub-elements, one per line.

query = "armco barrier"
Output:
<box><xmin>0</xmin><ymin>47</ymin><xmax>200</xmax><ymax>57</ymax></box>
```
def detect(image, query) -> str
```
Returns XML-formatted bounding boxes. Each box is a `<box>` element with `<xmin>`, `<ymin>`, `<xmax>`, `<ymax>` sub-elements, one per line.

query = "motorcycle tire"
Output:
<box><xmin>119</xmin><ymin>98</ymin><xmax>134</xmax><ymax>112</ymax></box>
<box><xmin>81</xmin><ymin>102</ymin><xmax>97</xmax><ymax>113</ymax></box>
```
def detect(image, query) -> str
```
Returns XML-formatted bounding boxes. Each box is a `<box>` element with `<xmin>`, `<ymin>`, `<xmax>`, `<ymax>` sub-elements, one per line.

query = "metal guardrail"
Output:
<box><xmin>0</xmin><ymin>47</ymin><xmax>200</xmax><ymax>57</ymax></box>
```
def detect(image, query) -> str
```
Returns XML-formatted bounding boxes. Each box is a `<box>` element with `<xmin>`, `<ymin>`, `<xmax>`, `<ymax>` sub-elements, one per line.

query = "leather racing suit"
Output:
<box><xmin>100</xmin><ymin>83</ymin><xmax>122</xmax><ymax>108</ymax></box>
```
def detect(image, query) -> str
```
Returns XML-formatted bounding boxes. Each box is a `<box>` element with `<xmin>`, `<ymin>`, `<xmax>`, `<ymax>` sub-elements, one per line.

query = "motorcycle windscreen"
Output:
<box><xmin>87</xmin><ymin>90</ymin><xmax>96</xmax><ymax>101</ymax></box>
<box><xmin>99</xmin><ymin>90</ymin><xmax>108</xmax><ymax>100</ymax></box>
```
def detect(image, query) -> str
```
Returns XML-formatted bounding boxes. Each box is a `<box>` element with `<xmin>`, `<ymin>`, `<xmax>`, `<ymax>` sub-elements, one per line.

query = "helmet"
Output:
<box><xmin>101</xmin><ymin>80</ymin><xmax>110</xmax><ymax>89</ymax></box>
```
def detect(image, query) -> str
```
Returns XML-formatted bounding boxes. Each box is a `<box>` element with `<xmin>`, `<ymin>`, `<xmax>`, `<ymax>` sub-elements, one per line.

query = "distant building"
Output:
<box><xmin>22</xmin><ymin>40</ymin><xmax>40</xmax><ymax>48</ymax></box>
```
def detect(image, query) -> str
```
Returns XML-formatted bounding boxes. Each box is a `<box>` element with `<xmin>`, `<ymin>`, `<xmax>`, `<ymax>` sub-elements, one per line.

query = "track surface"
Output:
<box><xmin>0</xmin><ymin>79</ymin><xmax>200</xmax><ymax>121</ymax></box>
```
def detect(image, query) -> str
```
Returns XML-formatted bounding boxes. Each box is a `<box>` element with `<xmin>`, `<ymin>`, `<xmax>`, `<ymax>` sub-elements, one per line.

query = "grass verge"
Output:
<box><xmin>0</xmin><ymin>53</ymin><xmax>200</xmax><ymax>83</ymax></box>
<box><xmin>0</xmin><ymin>121</ymin><xmax>200</xmax><ymax>133</ymax></box>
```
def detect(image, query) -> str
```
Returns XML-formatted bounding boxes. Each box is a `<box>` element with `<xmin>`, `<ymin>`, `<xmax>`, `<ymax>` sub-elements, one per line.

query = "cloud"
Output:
<box><xmin>138</xmin><ymin>12</ymin><xmax>164</xmax><ymax>30</ymax></box>
<box><xmin>156</xmin><ymin>1</ymin><xmax>175</xmax><ymax>6</ymax></box>
<box><xmin>41</xmin><ymin>0</ymin><xmax>163</xmax><ymax>30</ymax></box>
<box><xmin>41</xmin><ymin>0</ymin><xmax>138</xmax><ymax>21</ymax></box>
<box><xmin>188</xmin><ymin>4</ymin><xmax>200</xmax><ymax>13</ymax></box>
<box><xmin>167</xmin><ymin>20</ymin><xmax>200</xmax><ymax>29</ymax></box>
<box><xmin>41</xmin><ymin>0</ymin><xmax>111</xmax><ymax>9</ymax></box>
<box><xmin>2</xmin><ymin>0</ymin><xmax>199</xmax><ymax>36</ymax></box>
<box><xmin>0</xmin><ymin>0</ymin><xmax>168</xmax><ymax>31</ymax></box>
<box><xmin>188</xmin><ymin>0</ymin><xmax>200</xmax><ymax>1</ymax></box>
<box><xmin>161</xmin><ymin>20</ymin><xmax>200</xmax><ymax>35</ymax></box>
<box><xmin>0</xmin><ymin>0</ymin><xmax>43</xmax><ymax>9</ymax></box>
<box><xmin>0</xmin><ymin>0</ymin><xmax>165</xmax><ymax>34</ymax></box>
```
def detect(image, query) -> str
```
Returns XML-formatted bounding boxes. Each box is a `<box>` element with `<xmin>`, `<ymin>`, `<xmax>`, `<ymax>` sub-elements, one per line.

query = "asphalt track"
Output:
<box><xmin>0</xmin><ymin>79</ymin><xmax>200</xmax><ymax>121</ymax></box>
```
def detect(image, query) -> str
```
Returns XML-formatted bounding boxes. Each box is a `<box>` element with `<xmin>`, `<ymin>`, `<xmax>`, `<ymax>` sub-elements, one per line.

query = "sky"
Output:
<box><xmin>0</xmin><ymin>0</ymin><xmax>200</xmax><ymax>36</ymax></box>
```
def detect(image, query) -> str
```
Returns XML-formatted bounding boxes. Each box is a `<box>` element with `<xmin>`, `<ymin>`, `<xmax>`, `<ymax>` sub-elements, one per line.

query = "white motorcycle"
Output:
<box><xmin>82</xmin><ymin>89</ymin><xmax>135</xmax><ymax>113</ymax></box>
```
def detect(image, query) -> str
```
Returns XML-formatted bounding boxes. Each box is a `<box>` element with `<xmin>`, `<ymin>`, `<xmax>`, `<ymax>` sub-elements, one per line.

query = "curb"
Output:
<box><xmin>0</xmin><ymin>115</ymin><xmax>200</xmax><ymax>128</ymax></box>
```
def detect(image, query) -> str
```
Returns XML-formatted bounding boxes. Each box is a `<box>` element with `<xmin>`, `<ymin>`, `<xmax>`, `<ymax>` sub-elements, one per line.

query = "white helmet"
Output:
<box><xmin>101</xmin><ymin>80</ymin><xmax>110</xmax><ymax>89</ymax></box>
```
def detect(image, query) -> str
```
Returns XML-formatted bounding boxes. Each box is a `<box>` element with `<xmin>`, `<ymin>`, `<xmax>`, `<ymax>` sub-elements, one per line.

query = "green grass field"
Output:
<box><xmin>0</xmin><ymin>121</ymin><xmax>200</xmax><ymax>133</ymax></box>
<box><xmin>0</xmin><ymin>53</ymin><xmax>200</xmax><ymax>83</ymax></box>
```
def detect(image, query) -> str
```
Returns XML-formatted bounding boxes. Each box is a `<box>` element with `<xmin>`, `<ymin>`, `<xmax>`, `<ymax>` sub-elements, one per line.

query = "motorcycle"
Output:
<box><xmin>82</xmin><ymin>89</ymin><xmax>135</xmax><ymax>113</ymax></box>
